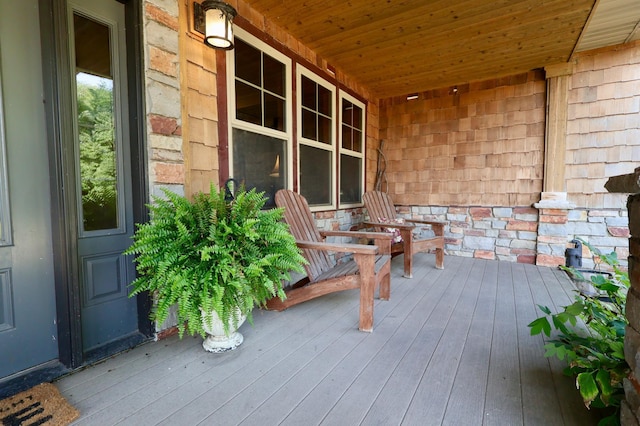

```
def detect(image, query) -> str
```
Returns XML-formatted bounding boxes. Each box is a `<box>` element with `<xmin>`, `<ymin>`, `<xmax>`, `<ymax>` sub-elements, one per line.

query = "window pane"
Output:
<box><xmin>353</xmin><ymin>130</ymin><xmax>362</xmax><ymax>152</ymax></box>
<box><xmin>74</xmin><ymin>14</ymin><xmax>118</xmax><ymax>231</ymax></box>
<box><xmin>301</xmin><ymin>76</ymin><xmax>316</xmax><ymax>109</ymax></box>
<box><xmin>342</xmin><ymin>99</ymin><xmax>353</xmax><ymax>126</ymax></box>
<box><xmin>352</xmin><ymin>104</ymin><xmax>363</xmax><ymax>128</ymax></box>
<box><xmin>263</xmin><ymin>54</ymin><xmax>285</xmax><ymax>96</ymax></box>
<box><xmin>318</xmin><ymin>115</ymin><xmax>331</xmax><ymax>144</ymax></box>
<box><xmin>235</xmin><ymin>39</ymin><xmax>261</xmax><ymax>86</ymax></box>
<box><xmin>318</xmin><ymin>85</ymin><xmax>331</xmax><ymax>116</ymax></box>
<box><xmin>264</xmin><ymin>93</ymin><xmax>285</xmax><ymax>131</ymax></box>
<box><xmin>236</xmin><ymin>80</ymin><xmax>261</xmax><ymax>125</ymax></box>
<box><xmin>340</xmin><ymin>154</ymin><xmax>362</xmax><ymax>204</ymax></box>
<box><xmin>342</xmin><ymin>124</ymin><xmax>352</xmax><ymax>150</ymax></box>
<box><xmin>300</xmin><ymin>145</ymin><xmax>331</xmax><ymax>206</ymax></box>
<box><xmin>301</xmin><ymin>109</ymin><xmax>316</xmax><ymax>140</ymax></box>
<box><xmin>232</xmin><ymin>128</ymin><xmax>285</xmax><ymax>208</ymax></box>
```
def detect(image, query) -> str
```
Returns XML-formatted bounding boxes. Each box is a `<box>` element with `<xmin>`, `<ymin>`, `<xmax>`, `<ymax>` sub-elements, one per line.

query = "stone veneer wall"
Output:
<box><xmin>324</xmin><ymin>203</ymin><xmax>629</xmax><ymax>269</ymax></box>
<box><xmin>143</xmin><ymin>0</ymin><xmax>184</xmax><ymax>197</ymax></box>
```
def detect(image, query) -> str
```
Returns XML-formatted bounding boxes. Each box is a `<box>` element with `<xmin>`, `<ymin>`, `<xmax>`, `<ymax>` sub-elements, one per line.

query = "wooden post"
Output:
<box><xmin>542</xmin><ymin>62</ymin><xmax>574</xmax><ymax>195</ymax></box>
<box><xmin>354</xmin><ymin>253</ymin><xmax>375</xmax><ymax>332</ymax></box>
<box><xmin>533</xmin><ymin>63</ymin><xmax>576</xmax><ymax>267</ymax></box>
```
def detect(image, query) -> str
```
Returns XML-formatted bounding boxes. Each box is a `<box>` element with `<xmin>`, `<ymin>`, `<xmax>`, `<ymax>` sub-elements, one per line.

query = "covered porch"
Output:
<box><xmin>57</xmin><ymin>254</ymin><xmax>601</xmax><ymax>425</ymax></box>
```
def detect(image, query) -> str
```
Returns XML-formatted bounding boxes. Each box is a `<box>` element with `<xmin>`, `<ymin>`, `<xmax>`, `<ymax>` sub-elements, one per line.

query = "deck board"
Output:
<box><xmin>400</xmin><ymin>257</ymin><xmax>481</xmax><ymax>425</ymax></box>
<box><xmin>516</xmin><ymin>264</ymin><xmax>567</xmax><ymax>426</ymax></box>
<box><xmin>240</xmin><ymin>255</ymin><xmax>439</xmax><ymax>425</ymax></box>
<box><xmin>483</xmin><ymin>261</ymin><xmax>524</xmax><ymax>425</ymax></box>
<box><xmin>55</xmin><ymin>255</ymin><xmax>602</xmax><ymax>425</ymax></box>
<box><xmin>440</xmin><ymin>259</ymin><xmax>498</xmax><ymax>426</ymax></box>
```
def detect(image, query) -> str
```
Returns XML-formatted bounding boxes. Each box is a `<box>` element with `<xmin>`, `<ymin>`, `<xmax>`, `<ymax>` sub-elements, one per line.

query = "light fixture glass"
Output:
<box><xmin>202</xmin><ymin>1</ymin><xmax>237</xmax><ymax>50</ymax></box>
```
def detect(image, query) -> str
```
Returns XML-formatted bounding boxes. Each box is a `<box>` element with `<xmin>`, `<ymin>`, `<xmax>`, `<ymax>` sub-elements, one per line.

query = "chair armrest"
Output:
<box><xmin>320</xmin><ymin>230</ymin><xmax>392</xmax><ymax>255</ymax></box>
<box><xmin>363</xmin><ymin>220</ymin><xmax>416</xmax><ymax>230</ymax></box>
<box><xmin>364</xmin><ymin>219</ymin><xmax>445</xmax><ymax>238</ymax></box>
<box><xmin>296</xmin><ymin>240</ymin><xmax>379</xmax><ymax>255</ymax></box>
<box><xmin>320</xmin><ymin>230</ymin><xmax>394</xmax><ymax>240</ymax></box>
<box><xmin>405</xmin><ymin>219</ymin><xmax>446</xmax><ymax>236</ymax></box>
<box><xmin>405</xmin><ymin>219</ymin><xmax>447</xmax><ymax>227</ymax></box>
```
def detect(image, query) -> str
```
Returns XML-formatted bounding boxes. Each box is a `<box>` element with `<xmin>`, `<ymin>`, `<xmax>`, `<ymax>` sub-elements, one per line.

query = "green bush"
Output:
<box><xmin>125</xmin><ymin>184</ymin><xmax>306</xmax><ymax>338</ymax></box>
<box><xmin>528</xmin><ymin>239</ymin><xmax>630</xmax><ymax>426</ymax></box>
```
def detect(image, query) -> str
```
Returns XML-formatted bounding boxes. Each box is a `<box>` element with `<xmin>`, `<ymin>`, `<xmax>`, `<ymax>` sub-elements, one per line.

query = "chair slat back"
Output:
<box><xmin>275</xmin><ymin>190</ymin><xmax>334</xmax><ymax>280</ymax></box>
<box><xmin>363</xmin><ymin>191</ymin><xmax>398</xmax><ymax>222</ymax></box>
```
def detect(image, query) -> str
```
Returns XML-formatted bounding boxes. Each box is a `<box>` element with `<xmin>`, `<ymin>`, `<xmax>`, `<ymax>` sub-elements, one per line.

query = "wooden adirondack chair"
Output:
<box><xmin>363</xmin><ymin>190</ymin><xmax>445</xmax><ymax>278</ymax></box>
<box><xmin>266</xmin><ymin>189</ymin><xmax>392</xmax><ymax>332</ymax></box>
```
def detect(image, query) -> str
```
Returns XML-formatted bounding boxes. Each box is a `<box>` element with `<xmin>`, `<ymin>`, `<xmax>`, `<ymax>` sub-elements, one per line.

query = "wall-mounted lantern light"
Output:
<box><xmin>193</xmin><ymin>1</ymin><xmax>237</xmax><ymax>50</ymax></box>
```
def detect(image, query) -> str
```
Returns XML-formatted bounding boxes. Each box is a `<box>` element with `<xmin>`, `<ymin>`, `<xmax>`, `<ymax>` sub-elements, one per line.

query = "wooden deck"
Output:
<box><xmin>56</xmin><ymin>254</ymin><xmax>602</xmax><ymax>425</ymax></box>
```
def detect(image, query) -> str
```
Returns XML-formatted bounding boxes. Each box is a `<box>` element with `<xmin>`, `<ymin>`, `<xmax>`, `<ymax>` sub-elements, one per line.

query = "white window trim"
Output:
<box><xmin>338</xmin><ymin>91</ymin><xmax>366</xmax><ymax>209</ymax></box>
<box><xmin>296</xmin><ymin>66</ymin><xmax>337</xmax><ymax>211</ymax></box>
<box><xmin>226</xmin><ymin>27</ymin><xmax>294</xmax><ymax>189</ymax></box>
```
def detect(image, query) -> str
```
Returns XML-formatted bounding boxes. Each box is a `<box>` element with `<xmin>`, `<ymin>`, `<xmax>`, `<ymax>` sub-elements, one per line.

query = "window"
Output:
<box><xmin>228</xmin><ymin>29</ymin><xmax>292</xmax><ymax>208</ymax></box>
<box><xmin>339</xmin><ymin>92</ymin><xmax>365</xmax><ymax>207</ymax></box>
<box><xmin>227</xmin><ymin>29</ymin><xmax>366</xmax><ymax>211</ymax></box>
<box><xmin>297</xmin><ymin>67</ymin><xmax>335</xmax><ymax>208</ymax></box>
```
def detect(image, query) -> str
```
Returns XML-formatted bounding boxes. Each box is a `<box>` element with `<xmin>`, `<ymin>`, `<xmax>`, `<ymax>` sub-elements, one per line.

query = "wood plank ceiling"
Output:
<box><xmin>241</xmin><ymin>0</ymin><xmax>640</xmax><ymax>99</ymax></box>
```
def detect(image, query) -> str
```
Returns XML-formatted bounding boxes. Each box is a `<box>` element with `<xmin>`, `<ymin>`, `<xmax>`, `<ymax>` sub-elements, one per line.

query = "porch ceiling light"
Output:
<box><xmin>197</xmin><ymin>1</ymin><xmax>237</xmax><ymax>50</ymax></box>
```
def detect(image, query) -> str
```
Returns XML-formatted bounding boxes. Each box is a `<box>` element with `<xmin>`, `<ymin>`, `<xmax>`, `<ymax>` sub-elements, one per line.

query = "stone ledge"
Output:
<box><xmin>533</xmin><ymin>191</ymin><xmax>576</xmax><ymax>210</ymax></box>
<box><xmin>533</xmin><ymin>199</ymin><xmax>576</xmax><ymax>209</ymax></box>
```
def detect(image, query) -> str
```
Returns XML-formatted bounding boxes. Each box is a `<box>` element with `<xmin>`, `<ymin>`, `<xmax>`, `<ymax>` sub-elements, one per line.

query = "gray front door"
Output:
<box><xmin>68</xmin><ymin>0</ymin><xmax>138</xmax><ymax>354</ymax></box>
<box><xmin>0</xmin><ymin>0</ymin><xmax>59</xmax><ymax>378</ymax></box>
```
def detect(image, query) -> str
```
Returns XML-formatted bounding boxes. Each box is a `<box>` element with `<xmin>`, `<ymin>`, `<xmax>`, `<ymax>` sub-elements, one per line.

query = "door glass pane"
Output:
<box><xmin>232</xmin><ymin>128</ymin><xmax>286</xmax><ymax>208</ymax></box>
<box><xmin>300</xmin><ymin>145</ymin><xmax>331</xmax><ymax>206</ymax></box>
<box><xmin>74</xmin><ymin>13</ymin><xmax>119</xmax><ymax>232</ymax></box>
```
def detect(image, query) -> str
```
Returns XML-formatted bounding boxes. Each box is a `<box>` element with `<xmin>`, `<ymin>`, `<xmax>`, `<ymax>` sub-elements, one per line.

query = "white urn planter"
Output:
<box><xmin>201</xmin><ymin>308</ymin><xmax>247</xmax><ymax>353</ymax></box>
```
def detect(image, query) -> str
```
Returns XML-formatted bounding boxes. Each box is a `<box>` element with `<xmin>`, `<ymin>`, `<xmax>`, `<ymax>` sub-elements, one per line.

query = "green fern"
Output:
<box><xmin>125</xmin><ymin>183</ymin><xmax>306</xmax><ymax>338</ymax></box>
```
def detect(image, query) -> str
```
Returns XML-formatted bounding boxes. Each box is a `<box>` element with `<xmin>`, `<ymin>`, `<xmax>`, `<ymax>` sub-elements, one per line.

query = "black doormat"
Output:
<box><xmin>0</xmin><ymin>383</ymin><xmax>79</xmax><ymax>426</ymax></box>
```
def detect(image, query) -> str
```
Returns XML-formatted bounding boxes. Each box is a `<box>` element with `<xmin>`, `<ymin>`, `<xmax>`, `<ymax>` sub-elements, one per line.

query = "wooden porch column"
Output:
<box><xmin>533</xmin><ymin>63</ymin><xmax>575</xmax><ymax>267</ymax></box>
<box><xmin>542</xmin><ymin>62</ymin><xmax>573</xmax><ymax>197</ymax></box>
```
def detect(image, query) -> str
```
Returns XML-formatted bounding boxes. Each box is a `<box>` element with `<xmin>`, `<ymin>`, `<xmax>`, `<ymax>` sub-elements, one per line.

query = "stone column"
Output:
<box><xmin>612</xmin><ymin>168</ymin><xmax>640</xmax><ymax>426</ymax></box>
<box><xmin>534</xmin><ymin>63</ymin><xmax>575</xmax><ymax>267</ymax></box>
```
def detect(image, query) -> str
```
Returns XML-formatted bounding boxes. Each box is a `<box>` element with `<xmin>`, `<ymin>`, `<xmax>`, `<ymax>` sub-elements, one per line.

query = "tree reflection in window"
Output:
<box><xmin>76</xmin><ymin>73</ymin><xmax>118</xmax><ymax>231</ymax></box>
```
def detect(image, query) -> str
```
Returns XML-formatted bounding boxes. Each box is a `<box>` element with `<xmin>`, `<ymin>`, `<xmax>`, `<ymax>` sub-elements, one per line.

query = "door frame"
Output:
<box><xmin>38</xmin><ymin>0</ymin><xmax>152</xmax><ymax>369</ymax></box>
